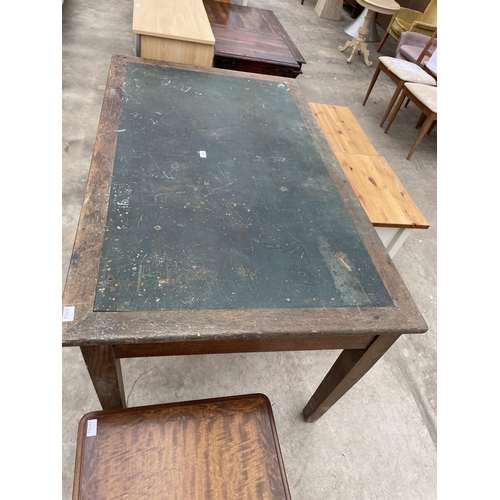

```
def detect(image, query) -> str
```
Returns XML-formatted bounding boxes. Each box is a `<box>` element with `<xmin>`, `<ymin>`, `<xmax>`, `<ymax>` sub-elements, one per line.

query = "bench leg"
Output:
<box><xmin>80</xmin><ymin>345</ymin><xmax>126</xmax><ymax>410</ymax></box>
<box><xmin>303</xmin><ymin>335</ymin><xmax>399</xmax><ymax>422</ymax></box>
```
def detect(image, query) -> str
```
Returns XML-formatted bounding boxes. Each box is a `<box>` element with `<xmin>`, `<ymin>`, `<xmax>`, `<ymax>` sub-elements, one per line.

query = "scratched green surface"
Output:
<box><xmin>94</xmin><ymin>63</ymin><xmax>393</xmax><ymax>311</ymax></box>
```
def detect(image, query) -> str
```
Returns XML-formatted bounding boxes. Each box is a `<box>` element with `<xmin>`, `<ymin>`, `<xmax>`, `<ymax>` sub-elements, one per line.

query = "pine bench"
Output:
<box><xmin>309</xmin><ymin>103</ymin><xmax>429</xmax><ymax>257</ymax></box>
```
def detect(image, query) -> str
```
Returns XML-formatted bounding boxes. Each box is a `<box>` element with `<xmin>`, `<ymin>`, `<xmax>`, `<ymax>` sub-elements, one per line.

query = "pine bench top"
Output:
<box><xmin>309</xmin><ymin>103</ymin><xmax>429</xmax><ymax>229</ymax></box>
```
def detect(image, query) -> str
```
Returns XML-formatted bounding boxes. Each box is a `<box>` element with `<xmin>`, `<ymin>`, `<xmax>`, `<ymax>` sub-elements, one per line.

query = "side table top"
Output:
<box><xmin>357</xmin><ymin>0</ymin><xmax>399</xmax><ymax>15</ymax></box>
<box><xmin>72</xmin><ymin>394</ymin><xmax>292</xmax><ymax>500</ymax></box>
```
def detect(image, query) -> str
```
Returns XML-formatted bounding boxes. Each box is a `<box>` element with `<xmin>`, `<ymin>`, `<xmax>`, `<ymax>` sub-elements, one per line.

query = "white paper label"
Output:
<box><xmin>86</xmin><ymin>419</ymin><xmax>97</xmax><ymax>437</ymax></box>
<box><xmin>62</xmin><ymin>306</ymin><xmax>75</xmax><ymax>322</ymax></box>
<box><xmin>199</xmin><ymin>151</ymin><xmax>207</xmax><ymax>158</ymax></box>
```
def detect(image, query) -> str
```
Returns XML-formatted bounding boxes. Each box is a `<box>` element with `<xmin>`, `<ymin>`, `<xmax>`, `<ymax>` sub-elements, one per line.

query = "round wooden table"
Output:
<box><xmin>338</xmin><ymin>0</ymin><xmax>399</xmax><ymax>66</ymax></box>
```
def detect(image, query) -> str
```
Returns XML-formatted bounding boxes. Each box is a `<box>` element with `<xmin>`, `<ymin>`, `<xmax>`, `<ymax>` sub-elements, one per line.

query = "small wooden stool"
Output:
<box><xmin>72</xmin><ymin>394</ymin><xmax>291</xmax><ymax>500</ymax></box>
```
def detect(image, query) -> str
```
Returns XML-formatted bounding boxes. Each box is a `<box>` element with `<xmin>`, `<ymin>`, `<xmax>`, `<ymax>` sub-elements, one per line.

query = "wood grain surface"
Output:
<box><xmin>203</xmin><ymin>0</ymin><xmax>305</xmax><ymax>77</ymax></box>
<box><xmin>139</xmin><ymin>35</ymin><xmax>215</xmax><ymax>67</ymax></box>
<box><xmin>211</xmin><ymin>24</ymin><xmax>300</xmax><ymax>68</ymax></box>
<box><xmin>334</xmin><ymin>153</ymin><xmax>429</xmax><ymax>228</ymax></box>
<box><xmin>203</xmin><ymin>0</ymin><xmax>305</xmax><ymax>64</ymax></box>
<box><xmin>132</xmin><ymin>0</ymin><xmax>215</xmax><ymax>44</ymax></box>
<box><xmin>309</xmin><ymin>103</ymin><xmax>428</xmax><ymax>228</ymax></box>
<box><xmin>309</xmin><ymin>103</ymin><xmax>378</xmax><ymax>156</ymax></box>
<box><xmin>73</xmin><ymin>394</ymin><xmax>291</xmax><ymax>500</ymax></box>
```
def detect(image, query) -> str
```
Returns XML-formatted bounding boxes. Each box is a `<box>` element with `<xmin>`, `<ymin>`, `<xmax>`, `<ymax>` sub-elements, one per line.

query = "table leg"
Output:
<box><xmin>302</xmin><ymin>334</ymin><xmax>399</xmax><ymax>422</ymax></box>
<box><xmin>80</xmin><ymin>345</ymin><xmax>126</xmax><ymax>410</ymax></box>
<box><xmin>344</xmin><ymin>8</ymin><xmax>380</xmax><ymax>43</ymax></box>
<box><xmin>338</xmin><ymin>9</ymin><xmax>374</xmax><ymax>66</ymax></box>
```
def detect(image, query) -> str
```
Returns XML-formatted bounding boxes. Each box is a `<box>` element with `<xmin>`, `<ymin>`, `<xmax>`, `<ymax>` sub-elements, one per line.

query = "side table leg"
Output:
<box><xmin>338</xmin><ymin>39</ymin><xmax>356</xmax><ymax>53</ymax></box>
<box><xmin>338</xmin><ymin>9</ymin><xmax>374</xmax><ymax>66</ymax></box>
<box><xmin>303</xmin><ymin>335</ymin><xmax>399</xmax><ymax>422</ymax></box>
<box><xmin>80</xmin><ymin>345</ymin><xmax>126</xmax><ymax>410</ymax></box>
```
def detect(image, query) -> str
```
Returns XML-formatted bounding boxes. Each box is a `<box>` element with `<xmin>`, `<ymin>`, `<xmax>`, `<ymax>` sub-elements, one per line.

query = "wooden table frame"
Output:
<box><xmin>62</xmin><ymin>56</ymin><xmax>427</xmax><ymax>422</ymax></box>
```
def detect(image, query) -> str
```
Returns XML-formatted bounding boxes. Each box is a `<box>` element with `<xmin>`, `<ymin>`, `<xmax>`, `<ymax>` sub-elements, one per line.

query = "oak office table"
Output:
<box><xmin>62</xmin><ymin>55</ymin><xmax>427</xmax><ymax>422</ymax></box>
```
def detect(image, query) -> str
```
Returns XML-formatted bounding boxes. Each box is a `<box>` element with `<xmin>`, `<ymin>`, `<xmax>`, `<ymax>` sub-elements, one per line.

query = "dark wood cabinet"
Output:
<box><xmin>203</xmin><ymin>0</ymin><xmax>305</xmax><ymax>78</ymax></box>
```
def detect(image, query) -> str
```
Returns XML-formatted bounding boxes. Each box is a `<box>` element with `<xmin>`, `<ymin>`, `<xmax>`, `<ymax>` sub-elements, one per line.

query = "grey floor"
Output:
<box><xmin>62</xmin><ymin>0</ymin><xmax>437</xmax><ymax>498</ymax></box>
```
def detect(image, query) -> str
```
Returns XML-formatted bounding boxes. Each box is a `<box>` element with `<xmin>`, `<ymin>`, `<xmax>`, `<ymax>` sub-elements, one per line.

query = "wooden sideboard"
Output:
<box><xmin>132</xmin><ymin>0</ymin><xmax>215</xmax><ymax>67</ymax></box>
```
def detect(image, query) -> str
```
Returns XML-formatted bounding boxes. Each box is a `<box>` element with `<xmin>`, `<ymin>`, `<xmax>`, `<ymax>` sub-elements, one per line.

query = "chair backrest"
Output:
<box><xmin>425</xmin><ymin>48</ymin><xmax>437</xmax><ymax>76</ymax></box>
<box><xmin>416</xmin><ymin>30</ymin><xmax>437</xmax><ymax>66</ymax></box>
<box><xmin>421</xmin><ymin>0</ymin><xmax>437</xmax><ymax>25</ymax></box>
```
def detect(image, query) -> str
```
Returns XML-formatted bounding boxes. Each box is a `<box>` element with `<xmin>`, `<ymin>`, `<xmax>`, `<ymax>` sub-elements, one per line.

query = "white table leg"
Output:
<box><xmin>374</xmin><ymin>226</ymin><xmax>411</xmax><ymax>258</ymax></box>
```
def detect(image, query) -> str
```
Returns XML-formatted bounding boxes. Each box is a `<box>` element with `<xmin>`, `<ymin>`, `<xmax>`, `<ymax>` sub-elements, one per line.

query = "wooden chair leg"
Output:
<box><xmin>407</xmin><ymin>112</ymin><xmax>436</xmax><ymax>160</ymax></box>
<box><xmin>380</xmin><ymin>81</ymin><xmax>405</xmax><ymax>127</ymax></box>
<box><xmin>427</xmin><ymin>120</ymin><xmax>436</xmax><ymax>134</ymax></box>
<box><xmin>384</xmin><ymin>89</ymin><xmax>407</xmax><ymax>134</ymax></box>
<box><xmin>416</xmin><ymin>112</ymin><xmax>426</xmax><ymax>128</ymax></box>
<box><xmin>362</xmin><ymin>63</ymin><xmax>382</xmax><ymax>106</ymax></box>
<box><xmin>377</xmin><ymin>32</ymin><xmax>389</xmax><ymax>52</ymax></box>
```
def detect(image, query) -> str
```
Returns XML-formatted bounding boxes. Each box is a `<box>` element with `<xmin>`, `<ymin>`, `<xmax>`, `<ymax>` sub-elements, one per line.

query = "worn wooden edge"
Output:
<box><xmin>372</xmin><ymin>221</ymin><xmax>429</xmax><ymax>228</ymax></box>
<box><xmin>63</xmin><ymin>305</ymin><xmax>425</xmax><ymax>347</ymax></box>
<box><xmin>63</xmin><ymin>55</ymin><xmax>126</xmax><ymax>322</ymax></box>
<box><xmin>62</xmin><ymin>55</ymin><xmax>427</xmax><ymax>347</ymax></box>
<box><xmin>213</xmin><ymin>45</ymin><xmax>301</xmax><ymax>69</ymax></box>
<box><xmin>259</xmin><ymin>7</ymin><xmax>306</xmax><ymax>65</ymax></box>
<box><xmin>72</xmin><ymin>394</ymin><xmax>291</xmax><ymax>500</ymax></box>
<box><xmin>72</xmin><ymin>411</ymin><xmax>90</xmax><ymax>500</ymax></box>
<box><xmin>285</xmin><ymin>86</ymin><xmax>427</xmax><ymax>330</ymax></box>
<box><xmin>112</xmin><ymin>334</ymin><xmax>376</xmax><ymax>357</ymax></box>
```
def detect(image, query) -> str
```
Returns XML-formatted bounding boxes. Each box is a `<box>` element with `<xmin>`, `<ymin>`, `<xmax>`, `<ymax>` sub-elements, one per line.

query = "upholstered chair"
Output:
<box><xmin>363</xmin><ymin>31</ymin><xmax>436</xmax><ymax>127</ymax></box>
<box><xmin>384</xmin><ymin>82</ymin><xmax>437</xmax><ymax>160</ymax></box>
<box><xmin>377</xmin><ymin>0</ymin><xmax>437</xmax><ymax>52</ymax></box>
<box><xmin>395</xmin><ymin>31</ymin><xmax>436</xmax><ymax>66</ymax></box>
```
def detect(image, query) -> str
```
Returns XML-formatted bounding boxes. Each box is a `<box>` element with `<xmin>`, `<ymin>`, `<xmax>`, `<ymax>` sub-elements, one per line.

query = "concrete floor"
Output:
<box><xmin>62</xmin><ymin>0</ymin><xmax>437</xmax><ymax>498</ymax></box>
